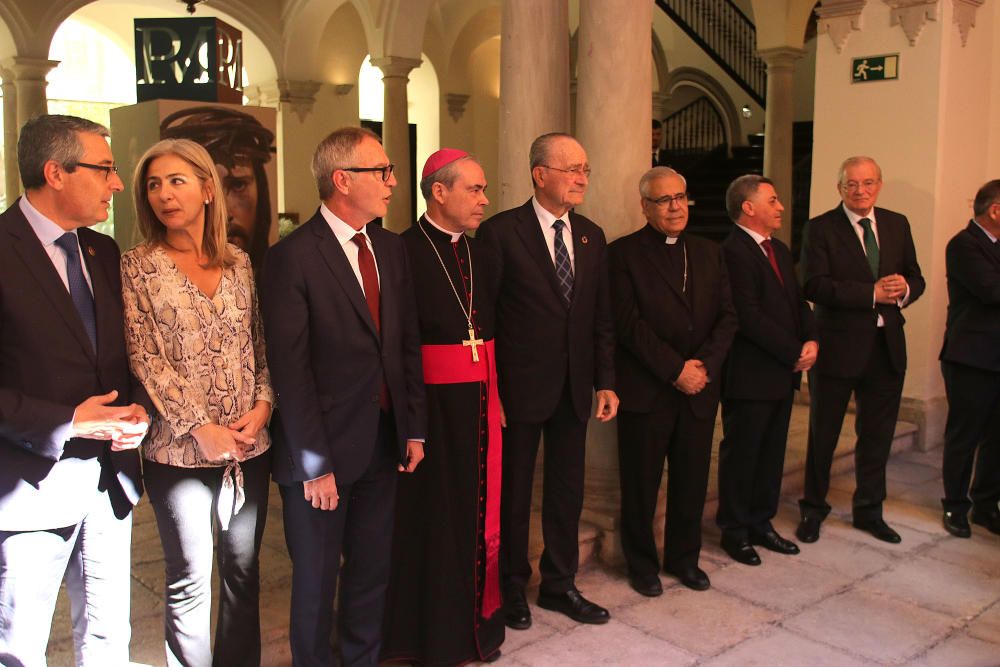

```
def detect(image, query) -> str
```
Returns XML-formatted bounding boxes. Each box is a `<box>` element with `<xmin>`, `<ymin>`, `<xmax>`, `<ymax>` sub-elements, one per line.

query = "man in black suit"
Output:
<box><xmin>261</xmin><ymin>127</ymin><xmax>426</xmax><ymax>666</ymax></box>
<box><xmin>477</xmin><ymin>133</ymin><xmax>618</xmax><ymax>629</ymax></box>
<box><xmin>797</xmin><ymin>156</ymin><xmax>925</xmax><ymax>545</ymax></box>
<box><xmin>610</xmin><ymin>167</ymin><xmax>737</xmax><ymax>595</ymax></box>
<box><xmin>717</xmin><ymin>175</ymin><xmax>817</xmax><ymax>566</ymax></box>
<box><xmin>0</xmin><ymin>115</ymin><xmax>149</xmax><ymax>666</ymax></box>
<box><xmin>652</xmin><ymin>119</ymin><xmax>669</xmax><ymax>167</ymax></box>
<box><xmin>940</xmin><ymin>179</ymin><xmax>1000</xmax><ymax>538</ymax></box>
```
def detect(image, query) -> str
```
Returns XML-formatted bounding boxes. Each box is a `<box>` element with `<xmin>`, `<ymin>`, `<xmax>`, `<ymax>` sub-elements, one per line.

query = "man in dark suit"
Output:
<box><xmin>797</xmin><ymin>156</ymin><xmax>925</xmax><ymax>545</ymax></box>
<box><xmin>939</xmin><ymin>179</ymin><xmax>1000</xmax><ymax>538</ymax></box>
<box><xmin>610</xmin><ymin>166</ymin><xmax>736</xmax><ymax>595</ymax></box>
<box><xmin>652</xmin><ymin>119</ymin><xmax>669</xmax><ymax>167</ymax></box>
<box><xmin>261</xmin><ymin>127</ymin><xmax>426</xmax><ymax>666</ymax></box>
<box><xmin>717</xmin><ymin>175</ymin><xmax>817</xmax><ymax>566</ymax></box>
<box><xmin>477</xmin><ymin>133</ymin><xmax>618</xmax><ymax>628</ymax></box>
<box><xmin>0</xmin><ymin>114</ymin><xmax>149</xmax><ymax>666</ymax></box>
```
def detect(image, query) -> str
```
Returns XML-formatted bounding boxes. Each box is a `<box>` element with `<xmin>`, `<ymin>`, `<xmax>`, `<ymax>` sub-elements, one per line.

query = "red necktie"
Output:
<box><xmin>761</xmin><ymin>239</ymin><xmax>784</xmax><ymax>286</ymax></box>
<box><xmin>352</xmin><ymin>233</ymin><xmax>390</xmax><ymax>410</ymax></box>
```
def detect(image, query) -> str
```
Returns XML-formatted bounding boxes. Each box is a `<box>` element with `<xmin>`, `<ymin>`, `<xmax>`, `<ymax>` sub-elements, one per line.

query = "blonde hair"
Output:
<box><xmin>132</xmin><ymin>138</ymin><xmax>235</xmax><ymax>267</ymax></box>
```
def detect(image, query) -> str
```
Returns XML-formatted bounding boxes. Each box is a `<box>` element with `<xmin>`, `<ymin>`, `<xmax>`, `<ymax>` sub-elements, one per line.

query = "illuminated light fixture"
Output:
<box><xmin>179</xmin><ymin>0</ymin><xmax>208</xmax><ymax>14</ymax></box>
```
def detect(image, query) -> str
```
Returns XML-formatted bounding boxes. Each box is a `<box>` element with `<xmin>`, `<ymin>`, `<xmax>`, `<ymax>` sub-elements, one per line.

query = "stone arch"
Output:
<box><xmin>652</xmin><ymin>30</ymin><xmax>668</xmax><ymax>93</ymax></box>
<box><xmin>663</xmin><ymin>66</ymin><xmax>744</xmax><ymax>149</ymax></box>
<box><xmin>445</xmin><ymin>5</ymin><xmax>501</xmax><ymax>92</ymax></box>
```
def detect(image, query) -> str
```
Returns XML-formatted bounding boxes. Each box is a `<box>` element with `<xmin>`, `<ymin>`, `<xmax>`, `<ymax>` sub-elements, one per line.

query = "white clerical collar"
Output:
<box><xmin>664</xmin><ymin>235</ymin><xmax>680</xmax><ymax>245</ymax></box>
<box><xmin>972</xmin><ymin>219</ymin><xmax>998</xmax><ymax>244</ymax></box>
<box><xmin>422</xmin><ymin>214</ymin><xmax>464</xmax><ymax>242</ymax></box>
<box><xmin>320</xmin><ymin>203</ymin><xmax>371</xmax><ymax>247</ymax></box>
<box><xmin>842</xmin><ymin>202</ymin><xmax>877</xmax><ymax>227</ymax></box>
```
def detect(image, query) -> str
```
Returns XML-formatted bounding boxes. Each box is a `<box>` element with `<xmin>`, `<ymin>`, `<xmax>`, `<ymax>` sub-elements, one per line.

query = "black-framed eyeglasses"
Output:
<box><xmin>644</xmin><ymin>192</ymin><xmax>688</xmax><ymax>207</ymax></box>
<box><xmin>342</xmin><ymin>164</ymin><xmax>395</xmax><ymax>183</ymax></box>
<box><xmin>541</xmin><ymin>164</ymin><xmax>592</xmax><ymax>178</ymax></box>
<box><xmin>74</xmin><ymin>162</ymin><xmax>120</xmax><ymax>180</ymax></box>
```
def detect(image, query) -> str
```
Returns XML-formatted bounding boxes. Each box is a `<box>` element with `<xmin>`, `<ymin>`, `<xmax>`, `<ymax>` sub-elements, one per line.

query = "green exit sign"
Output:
<box><xmin>852</xmin><ymin>54</ymin><xmax>899</xmax><ymax>83</ymax></box>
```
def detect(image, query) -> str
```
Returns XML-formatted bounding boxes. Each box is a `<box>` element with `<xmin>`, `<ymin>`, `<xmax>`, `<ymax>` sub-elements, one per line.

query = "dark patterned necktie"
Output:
<box><xmin>858</xmin><ymin>218</ymin><xmax>880</xmax><ymax>278</ymax></box>
<box><xmin>55</xmin><ymin>232</ymin><xmax>97</xmax><ymax>352</ymax></box>
<box><xmin>352</xmin><ymin>233</ymin><xmax>390</xmax><ymax>411</ymax></box>
<box><xmin>761</xmin><ymin>239</ymin><xmax>784</xmax><ymax>286</ymax></box>
<box><xmin>552</xmin><ymin>219</ymin><xmax>573</xmax><ymax>306</ymax></box>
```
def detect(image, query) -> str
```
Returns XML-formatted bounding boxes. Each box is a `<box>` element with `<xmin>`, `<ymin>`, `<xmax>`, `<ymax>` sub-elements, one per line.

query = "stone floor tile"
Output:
<box><xmin>966</xmin><ymin>601</ymin><xmax>1000</xmax><ymax>644</ymax></box>
<box><xmin>703</xmin><ymin>627</ymin><xmax>870</xmax><ymax>667</ymax></box>
<box><xmin>500</xmin><ymin>616</ymin><xmax>561</xmax><ymax>655</ymax></box>
<box><xmin>572</xmin><ymin>566</ymin><xmax>648</xmax><ymax>612</ymax></box>
<box><xmin>882</xmin><ymin>497</ymin><xmax>949</xmax><ymax>533</ymax></box>
<box><xmin>819</xmin><ymin>515</ymin><xmax>939</xmax><ymax>553</ymax></box>
<box><xmin>897</xmin><ymin>447</ymin><xmax>946</xmax><ymax>467</ymax></box>
<box><xmin>504</xmin><ymin>620</ymin><xmax>696</xmax><ymax>667</ymax></box>
<box><xmin>794</xmin><ymin>533</ymin><xmax>893</xmax><ymax>579</ymax></box>
<box><xmin>860</xmin><ymin>555</ymin><xmax>1000</xmax><ymax>617</ymax></box>
<box><xmin>711</xmin><ymin>556</ymin><xmax>854</xmax><ymax>613</ymax></box>
<box><xmin>897</xmin><ymin>478</ymin><xmax>947</xmax><ymax>510</ymax></box>
<box><xmin>783</xmin><ymin>590</ymin><xmax>956</xmax><ymax>663</ymax></box>
<box><xmin>616</xmin><ymin>588</ymin><xmax>779</xmax><ymax>656</ymax></box>
<box><xmin>886</xmin><ymin>459</ymin><xmax>942</xmax><ymax>487</ymax></box>
<box><xmin>922</xmin><ymin>532</ymin><xmax>1000</xmax><ymax>577</ymax></box>
<box><xmin>911</xmin><ymin>632</ymin><xmax>1000</xmax><ymax>667</ymax></box>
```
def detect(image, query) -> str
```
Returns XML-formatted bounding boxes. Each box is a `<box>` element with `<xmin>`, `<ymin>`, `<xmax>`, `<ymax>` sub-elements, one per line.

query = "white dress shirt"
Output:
<box><xmin>20</xmin><ymin>195</ymin><xmax>94</xmax><ymax>294</ymax></box>
<box><xmin>532</xmin><ymin>196</ymin><xmax>575</xmax><ymax>270</ymax></box>
<box><xmin>320</xmin><ymin>203</ymin><xmax>380</xmax><ymax>291</ymax></box>
<box><xmin>840</xmin><ymin>203</ymin><xmax>909</xmax><ymax>325</ymax></box>
<box><xmin>735</xmin><ymin>223</ymin><xmax>770</xmax><ymax>256</ymax></box>
<box><xmin>973</xmin><ymin>219</ymin><xmax>998</xmax><ymax>243</ymax></box>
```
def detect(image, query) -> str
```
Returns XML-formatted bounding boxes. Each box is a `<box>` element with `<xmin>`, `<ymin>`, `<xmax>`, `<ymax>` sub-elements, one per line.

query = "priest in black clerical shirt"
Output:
<box><xmin>609</xmin><ymin>166</ymin><xmax>737</xmax><ymax>596</ymax></box>
<box><xmin>382</xmin><ymin>149</ymin><xmax>504</xmax><ymax>666</ymax></box>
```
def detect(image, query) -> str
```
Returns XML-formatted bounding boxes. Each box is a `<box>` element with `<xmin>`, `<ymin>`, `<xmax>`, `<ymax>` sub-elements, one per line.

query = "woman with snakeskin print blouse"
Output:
<box><xmin>121</xmin><ymin>138</ymin><xmax>273</xmax><ymax>667</ymax></box>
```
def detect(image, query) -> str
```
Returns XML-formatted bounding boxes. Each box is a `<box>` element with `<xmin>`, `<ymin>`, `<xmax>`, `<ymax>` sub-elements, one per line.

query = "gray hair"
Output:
<box><xmin>725</xmin><ymin>174</ymin><xmax>774</xmax><ymax>222</ymax></box>
<box><xmin>311</xmin><ymin>126</ymin><xmax>382</xmax><ymax>200</ymax></box>
<box><xmin>419</xmin><ymin>155</ymin><xmax>478</xmax><ymax>199</ymax></box>
<box><xmin>529</xmin><ymin>132</ymin><xmax>576</xmax><ymax>188</ymax></box>
<box><xmin>18</xmin><ymin>114</ymin><xmax>110</xmax><ymax>190</ymax></box>
<box><xmin>639</xmin><ymin>166</ymin><xmax>687</xmax><ymax>198</ymax></box>
<box><xmin>837</xmin><ymin>155</ymin><xmax>882</xmax><ymax>185</ymax></box>
<box><xmin>973</xmin><ymin>179</ymin><xmax>1000</xmax><ymax>217</ymax></box>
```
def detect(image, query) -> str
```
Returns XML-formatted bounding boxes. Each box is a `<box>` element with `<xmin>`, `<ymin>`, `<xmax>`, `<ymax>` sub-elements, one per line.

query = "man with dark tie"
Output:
<box><xmin>939</xmin><ymin>179</ymin><xmax>1000</xmax><ymax>538</ymax></box>
<box><xmin>610</xmin><ymin>167</ymin><xmax>736</xmax><ymax>595</ymax></box>
<box><xmin>261</xmin><ymin>127</ymin><xmax>426</xmax><ymax>666</ymax></box>
<box><xmin>652</xmin><ymin>119</ymin><xmax>668</xmax><ymax>167</ymax></box>
<box><xmin>0</xmin><ymin>114</ymin><xmax>150</xmax><ymax>666</ymax></box>
<box><xmin>478</xmin><ymin>132</ymin><xmax>618</xmax><ymax>629</ymax></box>
<box><xmin>717</xmin><ymin>175</ymin><xmax>817</xmax><ymax>566</ymax></box>
<box><xmin>797</xmin><ymin>156</ymin><xmax>925</xmax><ymax>545</ymax></box>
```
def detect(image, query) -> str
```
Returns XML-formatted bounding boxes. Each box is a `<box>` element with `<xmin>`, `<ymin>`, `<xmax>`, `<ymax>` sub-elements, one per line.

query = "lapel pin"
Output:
<box><xmin>581</xmin><ymin>235</ymin><xmax>589</xmax><ymax>245</ymax></box>
<box><xmin>87</xmin><ymin>246</ymin><xmax>96</xmax><ymax>257</ymax></box>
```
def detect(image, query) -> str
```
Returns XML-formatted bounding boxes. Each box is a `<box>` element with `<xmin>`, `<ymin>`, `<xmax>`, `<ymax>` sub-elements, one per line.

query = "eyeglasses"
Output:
<box><xmin>343</xmin><ymin>164</ymin><xmax>395</xmax><ymax>183</ymax></box>
<box><xmin>841</xmin><ymin>179</ymin><xmax>880</xmax><ymax>192</ymax></box>
<box><xmin>74</xmin><ymin>162</ymin><xmax>120</xmax><ymax>180</ymax></box>
<box><xmin>644</xmin><ymin>193</ymin><xmax>688</xmax><ymax>207</ymax></box>
<box><xmin>542</xmin><ymin>164</ymin><xmax>592</xmax><ymax>178</ymax></box>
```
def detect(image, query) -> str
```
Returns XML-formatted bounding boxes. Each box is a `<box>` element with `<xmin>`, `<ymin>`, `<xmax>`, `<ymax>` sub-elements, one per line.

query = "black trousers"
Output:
<box><xmin>941</xmin><ymin>361</ymin><xmax>1000</xmax><ymax>514</ymax></box>
<box><xmin>617</xmin><ymin>401</ymin><xmax>715</xmax><ymax>577</ymax></box>
<box><xmin>800</xmin><ymin>330</ymin><xmax>904</xmax><ymax>522</ymax></box>
<box><xmin>717</xmin><ymin>394</ymin><xmax>794</xmax><ymax>539</ymax></box>
<box><xmin>281</xmin><ymin>413</ymin><xmax>399</xmax><ymax>667</ymax></box>
<box><xmin>500</xmin><ymin>380</ymin><xmax>587</xmax><ymax>596</ymax></box>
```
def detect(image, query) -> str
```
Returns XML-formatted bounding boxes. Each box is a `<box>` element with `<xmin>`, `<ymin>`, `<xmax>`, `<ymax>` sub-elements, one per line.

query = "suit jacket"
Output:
<box><xmin>0</xmin><ymin>199</ymin><xmax>143</xmax><ymax>531</ymax></box>
<box><xmin>261</xmin><ymin>211</ymin><xmax>427</xmax><ymax>487</ymax></box>
<box><xmin>721</xmin><ymin>227</ymin><xmax>817</xmax><ymax>401</ymax></box>
<box><xmin>477</xmin><ymin>199</ymin><xmax>615</xmax><ymax>422</ymax></box>
<box><xmin>940</xmin><ymin>221</ymin><xmax>1000</xmax><ymax>372</ymax></box>
<box><xmin>800</xmin><ymin>205</ymin><xmax>925</xmax><ymax>378</ymax></box>
<box><xmin>610</xmin><ymin>225</ymin><xmax>737</xmax><ymax>418</ymax></box>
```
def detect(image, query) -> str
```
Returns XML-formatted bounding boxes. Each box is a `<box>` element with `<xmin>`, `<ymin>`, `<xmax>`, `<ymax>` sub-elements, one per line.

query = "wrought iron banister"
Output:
<box><xmin>662</xmin><ymin>96</ymin><xmax>726</xmax><ymax>154</ymax></box>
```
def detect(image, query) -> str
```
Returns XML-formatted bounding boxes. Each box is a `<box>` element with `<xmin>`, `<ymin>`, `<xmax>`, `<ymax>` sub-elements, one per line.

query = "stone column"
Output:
<box><xmin>575</xmin><ymin>0</ymin><xmax>652</xmax><ymax>565</ymax></box>
<box><xmin>498</xmin><ymin>0</ymin><xmax>570</xmax><ymax>210</ymax></box>
<box><xmin>372</xmin><ymin>56</ymin><xmax>420</xmax><ymax>233</ymax></box>
<box><xmin>1</xmin><ymin>70</ymin><xmax>18</xmax><ymax>203</ymax></box>
<box><xmin>4</xmin><ymin>58</ymin><xmax>59</xmax><ymax>200</ymax></box>
<box><xmin>758</xmin><ymin>47</ymin><xmax>804</xmax><ymax>246</ymax></box>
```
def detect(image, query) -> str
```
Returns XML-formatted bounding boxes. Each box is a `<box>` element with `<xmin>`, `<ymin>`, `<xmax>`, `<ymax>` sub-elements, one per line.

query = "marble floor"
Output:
<box><xmin>45</xmin><ymin>445</ymin><xmax>1000</xmax><ymax>666</ymax></box>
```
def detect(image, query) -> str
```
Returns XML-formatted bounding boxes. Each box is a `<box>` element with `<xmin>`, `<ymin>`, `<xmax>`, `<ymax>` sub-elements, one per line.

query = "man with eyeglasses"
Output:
<box><xmin>0</xmin><ymin>114</ymin><xmax>150</xmax><ymax>666</ymax></box>
<box><xmin>796</xmin><ymin>156</ymin><xmax>924</xmax><ymax>545</ymax></box>
<box><xmin>478</xmin><ymin>132</ymin><xmax>618</xmax><ymax>629</ymax></box>
<box><xmin>261</xmin><ymin>126</ymin><xmax>426</xmax><ymax>666</ymax></box>
<box><xmin>609</xmin><ymin>166</ymin><xmax>736</xmax><ymax>595</ymax></box>
<box><xmin>939</xmin><ymin>179</ymin><xmax>1000</xmax><ymax>539</ymax></box>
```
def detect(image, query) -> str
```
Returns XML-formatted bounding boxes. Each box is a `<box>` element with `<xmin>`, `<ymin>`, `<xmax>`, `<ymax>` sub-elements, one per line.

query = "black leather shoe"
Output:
<box><xmin>796</xmin><ymin>515</ymin><xmax>821</xmax><ymax>543</ymax></box>
<box><xmin>942</xmin><ymin>511</ymin><xmax>971</xmax><ymax>538</ymax></box>
<box><xmin>504</xmin><ymin>591</ymin><xmax>531</xmax><ymax>630</ymax></box>
<box><xmin>537</xmin><ymin>588</ymin><xmax>610</xmax><ymax>624</ymax></box>
<box><xmin>971</xmin><ymin>507</ymin><xmax>1000</xmax><ymax>535</ymax></box>
<box><xmin>628</xmin><ymin>573</ymin><xmax>663</xmax><ymax>597</ymax></box>
<box><xmin>665</xmin><ymin>565</ymin><xmax>710</xmax><ymax>591</ymax></box>
<box><xmin>720</xmin><ymin>535</ymin><xmax>761</xmax><ymax>566</ymax></box>
<box><xmin>853</xmin><ymin>517</ymin><xmax>902</xmax><ymax>544</ymax></box>
<box><xmin>750</xmin><ymin>528</ymin><xmax>800</xmax><ymax>555</ymax></box>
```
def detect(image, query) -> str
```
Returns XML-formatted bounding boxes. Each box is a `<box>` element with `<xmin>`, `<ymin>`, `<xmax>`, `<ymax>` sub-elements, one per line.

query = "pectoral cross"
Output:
<box><xmin>463</xmin><ymin>326</ymin><xmax>484</xmax><ymax>363</ymax></box>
